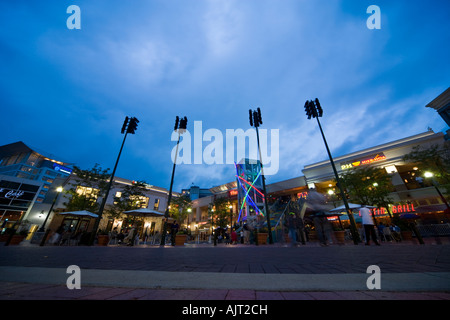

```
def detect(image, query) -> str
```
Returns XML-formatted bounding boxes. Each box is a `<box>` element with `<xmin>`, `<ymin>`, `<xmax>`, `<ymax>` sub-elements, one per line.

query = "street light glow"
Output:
<box><xmin>424</xmin><ymin>172</ymin><xmax>433</xmax><ymax>178</ymax></box>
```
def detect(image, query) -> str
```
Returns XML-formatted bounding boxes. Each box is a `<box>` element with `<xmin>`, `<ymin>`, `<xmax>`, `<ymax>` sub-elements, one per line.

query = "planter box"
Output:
<box><xmin>334</xmin><ymin>231</ymin><xmax>346</xmax><ymax>245</ymax></box>
<box><xmin>401</xmin><ymin>231</ymin><xmax>413</xmax><ymax>241</ymax></box>
<box><xmin>9</xmin><ymin>235</ymin><xmax>26</xmax><ymax>245</ymax></box>
<box><xmin>175</xmin><ymin>234</ymin><xmax>187</xmax><ymax>246</ymax></box>
<box><xmin>257</xmin><ymin>233</ymin><xmax>268</xmax><ymax>245</ymax></box>
<box><xmin>97</xmin><ymin>235</ymin><xmax>110</xmax><ymax>246</ymax></box>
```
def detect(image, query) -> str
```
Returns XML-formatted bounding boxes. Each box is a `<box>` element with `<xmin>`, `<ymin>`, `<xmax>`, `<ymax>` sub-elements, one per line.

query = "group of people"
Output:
<box><xmin>214</xmin><ymin>227</ymin><xmax>239</xmax><ymax>244</ymax></box>
<box><xmin>48</xmin><ymin>225</ymin><xmax>88</xmax><ymax>245</ymax></box>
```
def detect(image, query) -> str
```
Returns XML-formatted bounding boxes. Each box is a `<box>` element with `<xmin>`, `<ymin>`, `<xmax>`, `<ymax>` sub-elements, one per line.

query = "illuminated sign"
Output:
<box><xmin>341</xmin><ymin>153</ymin><xmax>386</xmax><ymax>170</ymax></box>
<box><xmin>228</xmin><ymin>189</ymin><xmax>238</xmax><ymax>197</ymax></box>
<box><xmin>355</xmin><ymin>204</ymin><xmax>415</xmax><ymax>217</ymax></box>
<box><xmin>391</xmin><ymin>203</ymin><xmax>415</xmax><ymax>214</ymax></box>
<box><xmin>297</xmin><ymin>192</ymin><xmax>308</xmax><ymax>199</ymax></box>
<box><xmin>53</xmin><ymin>163</ymin><xmax>73</xmax><ymax>175</ymax></box>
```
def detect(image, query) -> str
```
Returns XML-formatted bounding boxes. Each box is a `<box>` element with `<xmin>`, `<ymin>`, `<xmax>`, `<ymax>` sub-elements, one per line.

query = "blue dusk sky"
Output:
<box><xmin>0</xmin><ymin>0</ymin><xmax>449</xmax><ymax>192</ymax></box>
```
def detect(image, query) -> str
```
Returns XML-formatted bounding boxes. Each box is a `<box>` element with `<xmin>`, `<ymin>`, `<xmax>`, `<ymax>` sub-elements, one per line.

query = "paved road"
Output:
<box><xmin>1</xmin><ymin>241</ymin><xmax>450</xmax><ymax>300</ymax></box>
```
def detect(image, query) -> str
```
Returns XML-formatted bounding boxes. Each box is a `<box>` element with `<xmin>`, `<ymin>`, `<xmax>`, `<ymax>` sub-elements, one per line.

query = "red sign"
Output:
<box><xmin>297</xmin><ymin>192</ymin><xmax>308</xmax><ymax>199</ymax></box>
<box><xmin>392</xmin><ymin>203</ymin><xmax>415</xmax><ymax>214</ymax></box>
<box><xmin>341</xmin><ymin>153</ymin><xmax>387</xmax><ymax>170</ymax></box>
<box><xmin>356</xmin><ymin>204</ymin><xmax>416</xmax><ymax>217</ymax></box>
<box><xmin>228</xmin><ymin>189</ymin><xmax>238</xmax><ymax>197</ymax></box>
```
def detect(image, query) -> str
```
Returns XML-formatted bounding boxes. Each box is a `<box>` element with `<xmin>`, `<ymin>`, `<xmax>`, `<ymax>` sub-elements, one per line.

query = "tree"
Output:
<box><xmin>403</xmin><ymin>143</ymin><xmax>450</xmax><ymax>199</ymax></box>
<box><xmin>105</xmin><ymin>180</ymin><xmax>149</xmax><ymax>221</ymax></box>
<box><xmin>210</xmin><ymin>197</ymin><xmax>231</xmax><ymax>229</ymax></box>
<box><xmin>169</xmin><ymin>194</ymin><xmax>192</xmax><ymax>226</ymax></box>
<box><xmin>338</xmin><ymin>166</ymin><xmax>395</xmax><ymax>217</ymax></box>
<box><xmin>63</xmin><ymin>164</ymin><xmax>111</xmax><ymax>212</ymax></box>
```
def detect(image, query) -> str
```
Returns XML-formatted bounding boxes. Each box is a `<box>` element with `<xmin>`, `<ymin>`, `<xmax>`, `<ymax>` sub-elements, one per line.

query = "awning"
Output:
<box><xmin>58</xmin><ymin>210</ymin><xmax>98</xmax><ymax>218</ymax></box>
<box><xmin>414</xmin><ymin>204</ymin><xmax>449</xmax><ymax>214</ymax></box>
<box><xmin>123</xmin><ymin>208</ymin><xmax>166</xmax><ymax>217</ymax></box>
<box><xmin>329</xmin><ymin>203</ymin><xmax>376</xmax><ymax>212</ymax></box>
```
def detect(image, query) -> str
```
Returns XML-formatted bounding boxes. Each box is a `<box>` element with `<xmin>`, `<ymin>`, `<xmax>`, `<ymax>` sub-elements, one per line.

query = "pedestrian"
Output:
<box><xmin>231</xmin><ymin>228</ymin><xmax>238</xmax><ymax>244</ymax></box>
<box><xmin>171</xmin><ymin>220</ymin><xmax>179</xmax><ymax>246</ymax></box>
<box><xmin>286</xmin><ymin>212</ymin><xmax>297</xmax><ymax>246</ymax></box>
<box><xmin>360</xmin><ymin>205</ymin><xmax>380</xmax><ymax>246</ymax></box>
<box><xmin>243</xmin><ymin>223</ymin><xmax>250</xmax><ymax>244</ymax></box>
<box><xmin>313</xmin><ymin>214</ymin><xmax>328</xmax><ymax>246</ymax></box>
<box><xmin>49</xmin><ymin>225</ymin><xmax>65</xmax><ymax>245</ymax></box>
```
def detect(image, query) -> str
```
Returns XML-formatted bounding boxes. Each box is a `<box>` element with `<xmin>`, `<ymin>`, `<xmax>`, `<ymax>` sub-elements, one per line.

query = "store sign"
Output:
<box><xmin>0</xmin><ymin>189</ymin><xmax>25</xmax><ymax>199</ymax></box>
<box><xmin>228</xmin><ymin>189</ymin><xmax>238</xmax><ymax>197</ymax></box>
<box><xmin>341</xmin><ymin>153</ymin><xmax>387</xmax><ymax>170</ymax></box>
<box><xmin>0</xmin><ymin>180</ymin><xmax>40</xmax><ymax>210</ymax></box>
<box><xmin>354</xmin><ymin>204</ymin><xmax>416</xmax><ymax>217</ymax></box>
<box><xmin>53</xmin><ymin>163</ymin><xmax>73</xmax><ymax>175</ymax></box>
<box><xmin>391</xmin><ymin>203</ymin><xmax>415</xmax><ymax>214</ymax></box>
<box><xmin>297</xmin><ymin>192</ymin><xmax>308</xmax><ymax>199</ymax></box>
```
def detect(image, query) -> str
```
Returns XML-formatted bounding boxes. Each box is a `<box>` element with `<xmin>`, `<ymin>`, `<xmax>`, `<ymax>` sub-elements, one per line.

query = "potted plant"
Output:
<box><xmin>256</xmin><ymin>227</ymin><xmax>269</xmax><ymax>245</ymax></box>
<box><xmin>391</xmin><ymin>214</ymin><xmax>412</xmax><ymax>241</ymax></box>
<box><xmin>97</xmin><ymin>229</ymin><xmax>110</xmax><ymax>246</ymax></box>
<box><xmin>8</xmin><ymin>229</ymin><xmax>28</xmax><ymax>245</ymax></box>
<box><xmin>175</xmin><ymin>230</ymin><xmax>188</xmax><ymax>246</ymax></box>
<box><xmin>333</xmin><ymin>225</ymin><xmax>346</xmax><ymax>245</ymax></box>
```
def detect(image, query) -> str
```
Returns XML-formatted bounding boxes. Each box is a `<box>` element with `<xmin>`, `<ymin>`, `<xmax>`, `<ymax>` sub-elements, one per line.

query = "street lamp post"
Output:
<box><xmin>89</xmin><ymin>116</ymin><xmax>139</xmax><ymax>246</ymax></box>
<box><xmin>229</xmin><ymin>204</ymin><xmax>233</xmax><ymax>230</ymax></box>
<box><xmin>249</xmin><ymin>108</ymin><xmax>274</xmax><ymax>244</ymax></box>
<box><xmin>160</xmin><ymin>116</ymin><xmax>188</xmax><ymax>246</ymax></box>
<box><xmin>304</xmin><ymin>99</ymin><xmax>360</xmax><ymax>244</ymax></box>
<box><xmin>424</xmin><ymin>172</ymin><xmax>450</xmax><ymax>210</ymax></box>
<box><xmin>38</xmin><ymin>186</ymin><xmax>63</xmax><ymax>233</ymax></box>
<box><xmin>37</xmin><ymin>186</ymin><xmax>63</xmax><ymax>247</ymax></box>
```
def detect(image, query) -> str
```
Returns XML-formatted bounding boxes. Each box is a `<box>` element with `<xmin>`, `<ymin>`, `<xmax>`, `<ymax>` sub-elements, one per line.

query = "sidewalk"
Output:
<box><xmin>1</xmin><ymin>240</ymin><xmax>449</xmax><ymax>300</ymax></box>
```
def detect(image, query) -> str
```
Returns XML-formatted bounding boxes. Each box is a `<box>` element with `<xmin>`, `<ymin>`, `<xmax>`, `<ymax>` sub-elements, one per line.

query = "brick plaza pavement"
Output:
<box><xmin>0</xmin><ymin>240</ymin><xmax>449</xmax><ymax>300</ymax></box>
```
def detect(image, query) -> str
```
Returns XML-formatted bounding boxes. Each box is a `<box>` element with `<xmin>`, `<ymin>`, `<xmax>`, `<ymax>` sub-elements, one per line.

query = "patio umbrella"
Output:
<box><xmin>399</xmin><ymin>213</ymin><xmax>420</xmax><ymax>220</ymax></box>
<box><xmin>329</xmin><ymin>203</ymin><xmax>376</xmax><ymax>212</ymax></box>
<box><xmin>312</xmin><ymin>211</ymin><xmax>344</xmax><ymax>228</ymax></box>
<box><xmin>123</xmin><ymin>208</ymin><xmax>165</xmax><ymax>217</ymax></box>
<box><xmin>58</xmin><ymin>210</ymin><xmax>98</xmax><ymax>218</ymax></box>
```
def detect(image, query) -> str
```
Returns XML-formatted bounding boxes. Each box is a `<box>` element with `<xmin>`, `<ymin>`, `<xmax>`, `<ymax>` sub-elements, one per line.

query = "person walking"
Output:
<box><xmin>287</xmin><ymin>212</ymin><xmax>297</xmax><ymax>246</ymax></box>
<box><xmin>171</xmin><ymin>220</ymin><xmax>179</xmax><ymax>246</ymax></box>
<box><xmin>360</xmin><ymin>205</ymin><xmax>380</xmax><ymax>246</ymax></box>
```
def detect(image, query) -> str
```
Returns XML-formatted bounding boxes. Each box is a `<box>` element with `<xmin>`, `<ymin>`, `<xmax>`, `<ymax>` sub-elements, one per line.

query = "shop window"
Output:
<box><xmin>154</xmin><ymin>198</ymin><xmax>160</xmax><ymax>210</ymax></box>
<box><xmin>76</xmin><ymin>186</ymin><xmax>99</xmax><ymax>199</ymax></box>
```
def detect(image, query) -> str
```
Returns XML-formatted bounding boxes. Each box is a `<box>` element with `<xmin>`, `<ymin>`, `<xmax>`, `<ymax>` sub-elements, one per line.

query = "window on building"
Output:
<box><xmin>154</xmin><ymin>198</ymin><xmax>160</xmax><ymax>210</ymax></box>
<box><xmin>76</xmin><ymin>186</ymin><xmax>100</xmax><ymax>200</ymax></box>
<box><xmin>130</xmin><ymin>195</ymin><xmax>149</xmax><ymax>208</ymax></box>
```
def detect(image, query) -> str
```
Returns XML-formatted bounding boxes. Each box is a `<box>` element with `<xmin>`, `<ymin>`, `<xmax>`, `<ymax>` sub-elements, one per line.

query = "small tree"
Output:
<box><xmin>210</xmin><ymin>197</ymin><xmax>230</xmax><ymax>229</ymax></box>
<box><xmin>339</xmin><ymin>166</ymin><xmax>395</xmax><ymax>216</ymax></box>
<box><xmin>169</xmin><ymin>194</ymin><xmax>192</xmax><ymax>227</ymax></box>
<box><xmin>105</xmin><ymin>180</ymin><xmax>149</xmax><ymax>222</ymax></box>
<box><xmin>63</xmin><ymin>164</ymin><xmax>111</xmax><ymax>212</ymax></box>
<box><xmin>403</xmin><ymin>143</ymin><xmax>450</xmax><ymax>199</ymax></box>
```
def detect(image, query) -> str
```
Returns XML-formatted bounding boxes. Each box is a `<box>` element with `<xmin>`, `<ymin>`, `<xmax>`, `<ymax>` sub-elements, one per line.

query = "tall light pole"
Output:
<box><xmin>249</xmin><ymin>107</ymin><xmax>273</xmax><ymax>244</ymax></box>
<box><xmin>38</xmin><ymin>186</ymin><xmax>63</xmax><ymax>247</ymax></box>
<box><xmin>424</xmin><ymin>172</ymin><xmax>450</xmax><ymax>211</ymax></box>
<box><xmin>160</xmin><ymin>116</ymin><xmax>188</xmax><ymax>246</ymax></box>
<box><xmin>89</xmin><ymin>116</ymin><xmax>139</xmax><ymax>245</ymax></box>
<box><xmin>304</xmin><ymin>99</ymin><xmax>360</xmax><ymax>244</ymax></box>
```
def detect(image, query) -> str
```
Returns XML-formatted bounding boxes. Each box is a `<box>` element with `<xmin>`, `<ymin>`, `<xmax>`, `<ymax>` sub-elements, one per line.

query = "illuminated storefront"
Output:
<box><xmin>0</xmin><ymin>175</ymin><xmax>42</xmax><ymax>232</ymax></box>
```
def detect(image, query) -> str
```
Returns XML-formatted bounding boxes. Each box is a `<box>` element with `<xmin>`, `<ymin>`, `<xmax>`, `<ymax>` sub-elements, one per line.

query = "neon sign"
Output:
<box><xmin>356</xmin><ymin>204</ymin><xmax>416</xmax><ymax>217</ymax></box>
<box><xmin>228</xmin><ymin>189</ymin><xmax>238</xmax><ymax>197</ymax></box>
<box><xmin>341</xmin><ymin>153</ymin><xmax>386</xmax><ymax>170</ymax></box>
<box><xmin>235</xmin><ymin>162</ymin><xmax>265</xmax><ymax>222</ymax></box>
<box><xmin>297</xmin><ymin>192</ymin><xmax>308</xmax><ymax>199</ymax></box>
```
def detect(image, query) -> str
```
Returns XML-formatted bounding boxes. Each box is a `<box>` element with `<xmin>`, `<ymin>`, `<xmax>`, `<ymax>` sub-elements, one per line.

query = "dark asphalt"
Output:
<box><xmin>1</xmin><ymin>242</ymin><xmax>449</xmax><ymax>274</ymax></box>
<box><xmin>1</xmin><ymin>241</ymin><xmax>450</xmax><ymax>301</ymax></box>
